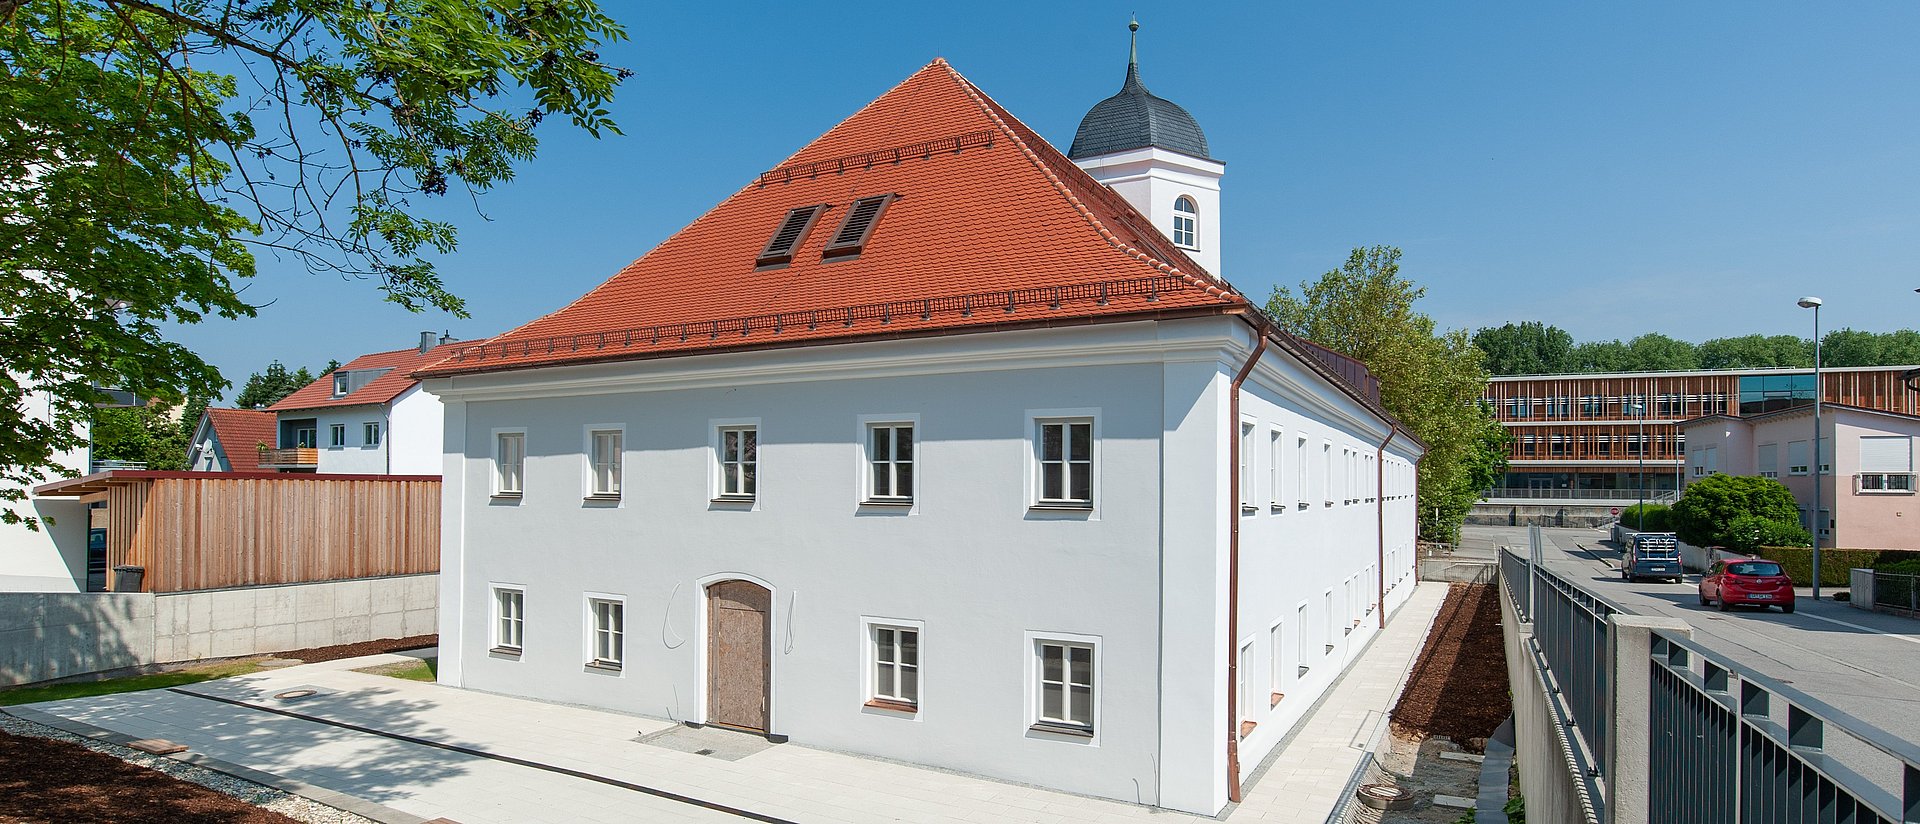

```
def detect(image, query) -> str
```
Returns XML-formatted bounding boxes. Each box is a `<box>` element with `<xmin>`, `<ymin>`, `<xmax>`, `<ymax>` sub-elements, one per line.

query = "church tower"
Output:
<box><xmin>1068</xmin><ymin>20</ymin><xmax>1225</xmax><ymax>277</ymax></box>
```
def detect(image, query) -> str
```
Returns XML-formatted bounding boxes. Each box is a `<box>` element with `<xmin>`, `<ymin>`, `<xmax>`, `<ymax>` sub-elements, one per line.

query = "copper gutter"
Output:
<box><xmin>1225</xmin><ymin>334</ymin><xmax>1266</xmax><ymax>804</ymax></box>
<box><xmin>1375</xmin><ymin>425</ymin><xmax>1399</xmax><ymax>629</ymax></box>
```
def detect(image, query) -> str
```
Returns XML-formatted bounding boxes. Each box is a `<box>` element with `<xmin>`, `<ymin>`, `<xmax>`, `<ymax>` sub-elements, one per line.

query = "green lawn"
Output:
<box><xmin>0</xmin><ymin>659</ymin><xmax>266</xmax><ymax>706</ymax></box>
<box><xmin>352</xmin><ymin>657</ymin><xmax>437</xmax><ymax>682</ymax></box>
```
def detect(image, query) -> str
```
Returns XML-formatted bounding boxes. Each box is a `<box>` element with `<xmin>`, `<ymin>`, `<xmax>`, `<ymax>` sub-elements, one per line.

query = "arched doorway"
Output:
<box><xmin>706</xmin><ymin>580</ymin><xmax>772</xmax><ymax>732</ymax></box>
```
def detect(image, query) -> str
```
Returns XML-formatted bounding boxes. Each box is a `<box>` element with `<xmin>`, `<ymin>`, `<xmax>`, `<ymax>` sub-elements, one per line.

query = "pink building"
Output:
<box><xmin>1679</xmin><ymin>404</ymin><xmax>1918</xmax><ymax>550</ymax></box>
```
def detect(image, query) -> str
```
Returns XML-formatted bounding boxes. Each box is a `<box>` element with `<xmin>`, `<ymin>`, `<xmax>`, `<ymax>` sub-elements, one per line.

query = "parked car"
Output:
<box><xmin>1699</xmin><ymin>558</ymin><xmax>1796</xmax><ymax>613</ymax></box>
<box><xmin>1622</xmin><ymin>533</ymin><xmax>1682</xmax><ymax>583</ymax></box>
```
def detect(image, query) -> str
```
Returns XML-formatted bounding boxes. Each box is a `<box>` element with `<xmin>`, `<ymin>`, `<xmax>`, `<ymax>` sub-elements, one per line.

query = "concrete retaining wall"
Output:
<box><xmin>1498</xmin><ymin>582</ymin><xmax>1586</xmax><ymax>824</ymax></box>
<box><xmin>0</xmin><ymin>573</ymin><xmax>437</xmax><ymax>686</ymax></box>
<box><xmin>1467</xmin><ymin>503</ymin><xmax>1617</xmax><ymax>528</ymax></box>
<box><xmin>1418</xmin><ymin>557</ymin><xmax>1496</xmax><ymax>583</ymax></box>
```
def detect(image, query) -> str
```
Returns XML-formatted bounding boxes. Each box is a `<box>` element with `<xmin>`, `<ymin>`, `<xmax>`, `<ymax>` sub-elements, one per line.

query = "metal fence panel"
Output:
<box><xmin>1872</xmin><ymin>571</ymin><xmax>1918</xmax><ymax>615</ymax></box>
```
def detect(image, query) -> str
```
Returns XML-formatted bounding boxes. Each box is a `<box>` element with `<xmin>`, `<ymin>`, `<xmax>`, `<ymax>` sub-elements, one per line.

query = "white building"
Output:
<box><xmin>262</xmin><ymin>333</ymin><xmax>460</xmax><ymax>475</ymax></box>
<box><xmin>0</xmin><ymin>391</ymin><xmax>94</xmax><ymax>592</ymax></box>
<box><xmin>421</xmin><ymin>52</ymin><xmax>1422</xmax><ymax>816</ymax></box>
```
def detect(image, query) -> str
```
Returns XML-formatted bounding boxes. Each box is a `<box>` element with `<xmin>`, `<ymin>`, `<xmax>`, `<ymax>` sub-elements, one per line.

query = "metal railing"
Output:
<box><xmin>1526</xmin><ymin>543</ymin><xmax>1621</xmax><ymax>784</ymax></box>
<box><xmin>88</xmin><ymin>460</ymin><xmax>147</xmax><ymax>473</ymax></box>
<box><xmin>1649</xmin><ymin>630</ymin><xmax>1920</xmax><ymax>824</ymax></box>
<box><xmin>1871</xmin><ymin>571</ymin><xmax>1919</xmax><ymax>615</ymax></box>
<box><xmin>1484</xmin><ymin>487</ymin><xmax>1682</xmax><ymax>502</ymax></box>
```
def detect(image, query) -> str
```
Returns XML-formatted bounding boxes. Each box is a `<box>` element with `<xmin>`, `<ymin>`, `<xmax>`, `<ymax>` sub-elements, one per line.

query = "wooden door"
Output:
<box><xmin>706</xmin><ymin>580</ymin><xmax>771</xmax><ymax>732</ymax></box>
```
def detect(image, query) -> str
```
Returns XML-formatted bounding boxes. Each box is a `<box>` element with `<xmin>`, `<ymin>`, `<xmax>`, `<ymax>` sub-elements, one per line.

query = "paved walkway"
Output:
<box><xmin>16</xmin><ymin>586</ymin><xmax>1445</xmax><ymax>824</ymax></box>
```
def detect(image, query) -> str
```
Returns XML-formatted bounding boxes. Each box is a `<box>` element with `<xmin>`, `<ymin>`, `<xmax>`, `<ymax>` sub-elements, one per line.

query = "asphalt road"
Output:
<box><xmin>1462</xmin><ymin>525</ymin><xmax>1920</xmax><ymax>795</ymax></box>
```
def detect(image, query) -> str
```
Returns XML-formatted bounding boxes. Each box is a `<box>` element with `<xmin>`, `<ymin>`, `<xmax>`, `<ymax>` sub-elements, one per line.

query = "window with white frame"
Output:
<box><xmin>1859</xmin><ymin>436</ymin><xmax>1914</xmax><ymax>493</ymax></box>
<box><xmin>1269</xmin><ymin>429</ymin><xmax>1284</xmax><ymax>509</ymax></box>
<box><xmin>1322</xmin><ymin>591</ymin><xmax>1336</xmax><ymax>652</ymax></box>
<box><xmin>1788</xmin><ymin>440</ymin><xmax>1810</xmax><ymax>476</ymax></box>
<box><xmin>1237</xmin><ymin>641</ymin><xmax>1254</xmax><ymax>735</ymax></box>
<box><xmin>1296</xmin><ymin>435</ymin><xmax>1309</xmax><ymax>508</ymax></box>
<box><xmin>492</xmin><ymin>587</ymin><xmax>524</xmax><ymax>652</ymax></box>
<box><xmin>870</xmin><ymin>625</ymin><xmax>919</xmax><ymax>708</ymax></box>
<box><xmin>1296</xmin><ymin>604</ymin><xmax>1312</xmax><ymax>675</ymax></box>
<box><xmin>332</xmin><ymin>372</ymin><xmax>349</xmax><ymax>397</ymax></box>
<box><xmin>364</xmin><ymin>421</ymin><xmax>381</xmax><ymax>446</ymax></box>
<box><xmin>495</xmin><ymin>431</ymin><xmax>525</xmax><ymax>496</ymax></box>
<box><xmin>1034</xmin><ymin>640</ymin><xmax>1095</xmax><ymax>733</ymax></box>
<box><xmin>1268</xmin><ymin>623</ymin><xmax>1285</xmax><ymax>705</ymax></box>
<box><xmin>1035</xmin><ymin>419</ymin><xmax>1093</xmax><ymax>506</ymax></box>
<box><xmin>867</xmin><ymin>423</ymin><xmax>915</xmax><ymax>501</ymax></box>
<box><xmin>587</xmin><ymin>597</ymin><xmax>623</xmax><ymax>668</ymax></box>
<box><xmin>1171</xmin><ymin>196</ymin><xmax>1198</xmax><ymax>248</ymax></box>
<box><xmin>718</xmin><ymin>426</ymin><xmax>757</xmax><ymax>498</ymax></box>
<box><xmin>1321</xmin><ymin>443</ymin><xmax>1333</xmax><ymax>506</ymax></box>
<box><xmin>1239</xmin><ymin>421</ymin><xmax>1256</xmax><ymax>511</ymax></box>
<box><xmin>1758</xmin><ymin>443</ymin><xmax>1779</xmax><ymax>478</ymax></box>
<box><xmin>329</xmin><ymin>423</ymin><xmax>346</xmax><ymax>448</ymax></box>
<box><xmin>589</xmin><ymin>429</ymin><xmax>622</xmax><ymax>498</ymax></box>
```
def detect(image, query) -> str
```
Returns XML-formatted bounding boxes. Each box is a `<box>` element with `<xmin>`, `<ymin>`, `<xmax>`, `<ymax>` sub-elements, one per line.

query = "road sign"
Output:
<box><xmin>1610</xmin><ymin>507</ymin><xmax>1621</xmax><ymax>515</ymax></box>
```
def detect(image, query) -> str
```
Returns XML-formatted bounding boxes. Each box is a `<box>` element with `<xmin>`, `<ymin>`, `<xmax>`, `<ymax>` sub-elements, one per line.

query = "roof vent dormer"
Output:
<box><xmin>757</xmin><ymin>205</ymin><xmax>829</xmax><ymax>269</ymax></box>
<box><xmin>822</xmin><ymin>194</ymin><xmax>895</xmax><ymax>261</ymax></box>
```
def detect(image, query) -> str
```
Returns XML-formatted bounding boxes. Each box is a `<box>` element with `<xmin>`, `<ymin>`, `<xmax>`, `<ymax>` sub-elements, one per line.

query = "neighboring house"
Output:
<box><xmin>185</xmin><ymin>408</ymin><xmax>277</xmax><ymax>472</ymax></box>
<box><xmin>1679</xmin><ymin>403</ymin><xmax>1919</xmax><ymax>550</ymax></box>
<box><xmin>419</xmin><ymin>53</ymin><xmax>1423</xmax><ymax>816</ymax></box>
<box><xmin>263</xmin><ymin>333</ymin><xmax>464</xmax><ymax>475</ymax></box>
<box><xmin>1484</xmin><ymin>364</ymin><xmax>1919</xmax><ymax>498</ymax></box>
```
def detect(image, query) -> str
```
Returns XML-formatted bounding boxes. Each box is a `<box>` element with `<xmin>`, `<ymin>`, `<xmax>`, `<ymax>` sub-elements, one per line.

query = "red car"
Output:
<box><xmin>1699</xmin><ymin>558</ymin><xmax>1796</xmax><ymax>613</ymax></box>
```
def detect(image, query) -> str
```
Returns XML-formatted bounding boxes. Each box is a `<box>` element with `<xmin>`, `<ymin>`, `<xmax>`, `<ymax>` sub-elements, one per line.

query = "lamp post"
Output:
<box><xmin>1798</xmin><ymin>296</ymin><xmax>1823</xmax><ymax>600</ymax></box>
<box><xmin>1629</xmin><ymin>399</ymin><xmax>1646</xmax><ymax>529</ymax></box>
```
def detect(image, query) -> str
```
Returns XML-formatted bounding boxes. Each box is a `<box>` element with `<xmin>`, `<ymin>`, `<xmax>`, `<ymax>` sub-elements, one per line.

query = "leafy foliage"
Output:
<box><xmin>1620</xmin><ymin>502</ymin><xmax>1671</xmax><ymax>532</ymax></box>
<box><xmin>1720</xmin><ymin>513</ymin><xmax>1811</xmax><ymax>554</ymax></box>
<box><xmin>0</xmin><ymin>0</ymin><xmax>628</xmax><ymax>524</ymax></box>
<box><xmin>234</xmin><ymin>361</ymin><xmax>316</xmax><ymax>409</ymax></box>
<box><xmin>1671</xmin><ymin>474</ymin><xmax>1802</xmax><ymax>548</ymax></box>
<box><xmin>89</xmin><ymin>401</ymin><xmax>192</xmax><ymax>470</ymax></box>
<box><xmin>1474</xmin><ymin>321</ymin><xmax>1918</xmax><ymax>376</ymax></box>
<box><xmin>1265</xmin><ymin>246</ymin><xmax>1507</xmax><ymax>542</ymax></box>
<box><xmin>1472</xmin><ymin>322</ymin><xmax>1574</xmax><ymax>376</ymax></box>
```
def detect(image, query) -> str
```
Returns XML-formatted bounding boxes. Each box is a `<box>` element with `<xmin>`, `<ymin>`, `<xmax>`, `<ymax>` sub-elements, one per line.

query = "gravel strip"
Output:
<box><xmin>0</xmin><ymin>711</ymin><xmax>375</xmax><ymax>824</ymax></box>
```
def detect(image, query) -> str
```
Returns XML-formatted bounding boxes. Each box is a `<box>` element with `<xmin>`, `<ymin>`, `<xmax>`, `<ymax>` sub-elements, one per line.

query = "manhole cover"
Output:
<box><xmin>1356</xmin><ymin>783</ymin><xmax>1415</xmax><ymax>811</ymax></box>
<box><xmin>274</xmin><ymin>689</ymin><xmax>318</xmax><ymax>701</ymax></box>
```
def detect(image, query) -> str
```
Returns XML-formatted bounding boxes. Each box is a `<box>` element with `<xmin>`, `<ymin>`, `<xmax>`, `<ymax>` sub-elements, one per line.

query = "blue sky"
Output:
<box><xmin>181</xmin><ymin>2</ymin><xmax>1920</xmax><ymax>395</ymax></box>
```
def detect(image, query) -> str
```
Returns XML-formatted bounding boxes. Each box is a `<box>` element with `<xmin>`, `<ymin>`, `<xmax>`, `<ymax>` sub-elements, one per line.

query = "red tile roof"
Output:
<box><xmin>201</xmin><ymin>408</ymin><xmax>277</xmax><ymax>472</ymax></box>
<box><xmin>272</xmin><ymin>343</ymin><xmax>469</xmax><ymax>413</ymax></box>
<box><xmin>418</xmin><ymin>59</ymin><xmax>1247</xmax><ymax>379</ymax></box>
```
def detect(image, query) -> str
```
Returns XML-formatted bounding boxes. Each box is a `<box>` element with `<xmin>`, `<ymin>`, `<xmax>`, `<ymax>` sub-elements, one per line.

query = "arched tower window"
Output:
<box><xmin>1172</xmin><ymin>196</ymin><xmax>1197</xmax><ymax>249</ymax></box>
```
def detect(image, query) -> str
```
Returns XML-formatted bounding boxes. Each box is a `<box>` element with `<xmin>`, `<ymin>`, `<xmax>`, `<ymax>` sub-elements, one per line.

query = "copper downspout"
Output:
<box><xmin>1225</xmin><ymin>334</ymin><xmax>1266</xmax><ymax>804</ymax></box>
<box><xmin>1376</xmin><ymin>425</ymin><xmax>1399</xmax><ymax>629</ymax></box>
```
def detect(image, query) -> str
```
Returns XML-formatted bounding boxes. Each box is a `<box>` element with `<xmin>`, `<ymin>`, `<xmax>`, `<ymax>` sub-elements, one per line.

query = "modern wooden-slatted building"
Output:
<box><xmin>32</xmin><ymin>471</ymin><xmax>438</xmax><ymax>593</ymax></box>
<box><xmin>1485</xmin><ymin>364</ymin><xmax>1920</xmax><ymax>498</ymax></box>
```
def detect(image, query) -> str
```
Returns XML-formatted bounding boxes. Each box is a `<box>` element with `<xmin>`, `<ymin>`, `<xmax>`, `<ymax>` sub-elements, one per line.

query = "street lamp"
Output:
<box><xmin>1627</xmin><ymin>399</ymin><xmax>1647</xmax><ymax>530</ymax></box>
<box><xmin>1798</xmin><ymin>296</ymin><xmax>1823</xmax><ymax>600</ymax></box>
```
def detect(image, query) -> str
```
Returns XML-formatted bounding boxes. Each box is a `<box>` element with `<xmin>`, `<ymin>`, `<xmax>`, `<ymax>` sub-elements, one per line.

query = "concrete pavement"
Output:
<box><xmin>14</xmin><ymin>583</ymin><xmax>1447</xmax><ymax>824</ymax></box>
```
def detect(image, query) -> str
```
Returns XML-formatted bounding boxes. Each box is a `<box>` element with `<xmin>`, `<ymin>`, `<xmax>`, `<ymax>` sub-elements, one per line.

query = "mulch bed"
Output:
<box><xmin>1390</xmin><ymin>582</ymin><xmax>1510</xmax><ymax>751</ymax></box>
<box><xmin>275</xmin><ymin>634</ymin><xmax>435</xmax><ymax>664</ymax></box>
<box><xmin>0</xmin><ymin>729</ymin><xmax>296</xmax><ymax>824</ymax></box>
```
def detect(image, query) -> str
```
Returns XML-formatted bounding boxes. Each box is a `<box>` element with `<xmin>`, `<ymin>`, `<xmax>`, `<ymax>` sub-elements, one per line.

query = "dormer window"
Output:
<box><xmin>1171</xmin><ymin>196</ymin><xmax>1197</xmax><ymax>249</ymax></box>
<box><xmin>331</xmin><ymin>373</ymin><xmax>349</xmax><ymax>398</ymax></box>
<box><xmin>757</xmin><ymin>205</ymin><xmax>828</xmax><ymax>269</ymax></box>
<box><xmin>822</xmin><ymin>194</ymin><xmax>895</xmax><ymax>261</ymax></box>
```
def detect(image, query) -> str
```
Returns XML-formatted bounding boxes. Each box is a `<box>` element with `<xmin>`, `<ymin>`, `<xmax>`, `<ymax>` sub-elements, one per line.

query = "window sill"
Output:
<box><xmin>1240</xmin><ymin>504</ymin><xmax>1259</xmax><ymax>514</ymax></box>
<box><xmin>1270</xmin><ymin>692</ymin><xmax>1284</xmax><ymax>708</ymax></box>
<box><xmin>1297</xmin><ymin>502</ymin><xmax>1310</xmax><ymax>511</ymax></box>
<box><xmin>863</xmin><ymin>698</ymin><xmax>918</xmax><ymax>713</ymax></box>
<box><xmin>1027</xmin><ymin>721</ymin><xmax>1093</xmax><ymax>738</ymax></box>
<box><xmin>1856</xmin><ymin>489</ymin><xmax>1915</xmax><ymax>496</ymax></box>
<box><xmin>491</xmin><ymin>492</ymin><xmax>523</xmax><ymax>499</ymax></box>
<box><xmin>860</xmin><ymin>499</ymin><xmax>914</xmax><ymax>507</ymax></box>
<box><xmin>1270</xmin><ymin>503</ymin><xmax>1286</xmax><ymax>514</ymax></box>
<box><xmin>1297</xmin><ymin>665</ymin><xmax>1311</xmax><ymax>677</ymax></box>
<box><xmin>583</xmin><ymin>494</ymin><xmax>622</xmax><ymax>502</ymax></box>
<box><xmin>1030</xmin><ymin>502</ymin><xmax>1094</xmax><ymax>512</ymax></box>
<box><xmin>585</xmin><ymin>660</ymin><xmax>623</xmax><ymax>672</ymax></box>
<box><xmin>710</xmin><ymin>496</ymin><xmax>756</xmax><ymax>505</ymax></box>
<box><xmin>489</xmin><ymin>646</ymin><xmax>522</xmax><ymax>658</ymax></box>
<box><xmin>1239</xmin><ymin>720</ymin><xmax>1258</xmax><ymax>738</ymax></box>
<box><xmin>1324</xmin><ymin>501</ymin><xmax>1335</xmax><ymax>508</ymax></box>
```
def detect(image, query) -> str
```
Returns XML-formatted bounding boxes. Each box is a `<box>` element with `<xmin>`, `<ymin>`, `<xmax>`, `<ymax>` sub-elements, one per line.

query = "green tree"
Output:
<box><xmin>1821</xmin><ymin>329</ymin><xmax>1884</xmax><ymax>367</ymax></box>
<box><xmin>1721</xmin><ymin>514</ymin><xmax>1811</xmax><ymax>553</ymax></box>
<box><xmin>1621</xmin><ymin>333</ymin><xmax>1700</xmax><ymax>372</ymax></box>
<box><xmin>90</xmin><ymin>401</ymin><xmax>190</xmax><ymax>471</ymax></box>
<box><xmin>1472</xmin><ymin>322</ymin><xmax>1574</xmax><ymax>376</ymax></box>
<box><xmin>1697</xmin><ymin>334</ymin><xmax>1812</xmax><ymax>370</ymax></box>
<box><xmin>1671</xmin><ymin>474</ymin><xmax>1802</xmax><ymax>548</ymax></box>
<box><xmin>1</xmin><ymin>1</ymin><xmax>628</xmax><ymax>525</ymax></box>
<box><xmin>1568</xmin><ymin>340</ymin><xmax>1631</xmax><ymax>373</ymax></box>
<box><xmin>1265</xmin><ymin>246</ymin><xmax>1508</xmax><ymax>542</ymax></box>
<box><xmin>233</xmin><ymin>361</ymin><xmax>315</xmax><ymax>409</ymax></box>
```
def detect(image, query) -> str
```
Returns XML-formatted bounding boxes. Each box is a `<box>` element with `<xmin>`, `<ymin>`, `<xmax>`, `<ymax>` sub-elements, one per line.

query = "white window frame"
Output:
<box><xmin>363</xmin><ymin>421</ymin><xmax>381</xmax><ymax>447</ymax></box>
<box><xmin>860</xmin><ymin>415</ymin><xmax>918</xmax><ymax>505</ymax></box>
<box><xmin>710</xmin><ymin>418</ymin><xmax>761</xmax><ymax>502</ymax></box>
<box><xmin>1239</xmin><ymin>420</ymin><xmax>1257</xmax><ymax>513</ymax></box>
<box><xmin>328</xmin><ymin>423</ymin><xmax>346</xmax><ymax>449</ymax></box>
<box><xmin>1788</xmin><ymin>440</ymin><xmax>1810</xmax><ymax>476</ymax></box>
<box><xmin>583</xmin><ymin>424</ymin><xmax>624</xmax><ymax>500</ymax></box>
<box><xmin>331</xmin><ymin>372</ymin><xmax>349</xmax><ymax>398</ymax></box>
<box><xmin>492</xmin><ymin>428</ymin><xmax>526</xmax><ymax>497</ymax></box>
<box><xmin>1237</xmin><ymin>639</ymin><xmax>1255</xmax><ymax>736</ymax></box>
<box><xmin>1268</xmin><ymin>619</ymin><xmax>1286</xmax><ymax>706</ymax></box>
<box><xmin>1295</xmin><ymin>603</ymin><xmax>1312</xmax><ymax>676</ymax></box>
<box><xmin>491</xmin><ymin>584</ymin><xmax>525</xmax><ymax>654</ymax></box>
<box><xmin>1269</xmin><ymin>428</ymin><xmax>1284</xmax><ymax>511</ymax></box>
<box><xmin>584</xmin><ymin>593</ymin><xmax>624</xmax><ymax>671</ymax></box>
<box><xmin>862</xmin><ymin>617</ymin><xmax>924</xmax><ymax>712</ymax></box>
<box><xmin>1026</xmin><ymin>632</ymin><xmax>1099</xmax><ymax>739</ymax></box>
<box><xmin>1026</xmin><ymin>408</ymin><xmax>1100</xmax><ymax>512</ymax></box>
<box><xmin>1171</xmin><ymin>195</ymin><xmax>1198</xmax><ymax>249</ymax></box>
<box><xmin>1296</xmin><ymin>435</ymin><xmax>1310</xmax><ymax>509</ymax></box>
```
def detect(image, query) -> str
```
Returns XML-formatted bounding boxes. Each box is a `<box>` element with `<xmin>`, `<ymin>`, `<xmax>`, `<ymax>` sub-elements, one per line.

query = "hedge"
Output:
<box><xmin>1618</xmin><ymin>503</ymin><xmax>1671</xmax><ymax>533</ymax></box>
<box><xmin>1753</xmin><ymin>547</ymin><xmax>1920</xmax><ymax>586</ymax></box>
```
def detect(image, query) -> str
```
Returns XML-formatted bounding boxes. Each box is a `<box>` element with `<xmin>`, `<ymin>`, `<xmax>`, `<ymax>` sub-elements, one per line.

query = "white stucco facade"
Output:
<box><xmin>1072</xmin><ymin>146</ymin><xmax>1225</xmax><ymax>277</ymax></box>
<box><xmin>0</xmin><ymin>391</ymin><xmax>92</xmax><ymax>592</ymax></box>
<box><xmin>283</xmin><ymin>384</ymin><xmax>442</xmax><ymax>476</ymax></box>
<box><xmin>428</xmin><ymin>317</ymin><xmax>1421</xmax><ymax>815</ymax></box>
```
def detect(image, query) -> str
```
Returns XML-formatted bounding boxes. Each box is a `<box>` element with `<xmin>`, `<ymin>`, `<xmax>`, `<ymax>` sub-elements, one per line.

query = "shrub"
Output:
<box><xmin>1756</xmin><ymin>547</ymin><xmax>1882</xmax><ymax>586</ymax></box>
<box><xmin>1619</xmin><ymin>503</ymin><xmax>1671</xmax><ymax>532</ymax></box>
<box><xmin>1878</xmin><ymin>558</ymin><xmax>1920</xmax><ymax>576</ymax></box>
<box><xmin>1722</xmin><ymin>515</ymin><xmax>1810</xmax><ymax>554</ymax></box>
<box><xmin>1672</xmin><ymin>475</ymin><xmax>1801</xmax><ymax>548</ymax></box>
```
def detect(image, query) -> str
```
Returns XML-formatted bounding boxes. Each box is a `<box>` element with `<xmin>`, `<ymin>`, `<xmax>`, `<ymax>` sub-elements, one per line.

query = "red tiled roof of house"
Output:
<box><xmin>272</xmin><ymin>342</ymin><xmax>470</xmax><ymax>413</ymax></box>
<box><xmin>417</xmin><ymin>58</ymin><xmax>1247</xmax><ymax>379</ymax></box>
<box><xmin>201</xmin><ymin>408</ymin><xmax>277</xmax><ymax>472</ymax></box>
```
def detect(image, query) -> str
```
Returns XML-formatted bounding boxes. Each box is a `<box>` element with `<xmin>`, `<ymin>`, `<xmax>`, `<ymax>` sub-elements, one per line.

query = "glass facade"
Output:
<box><xmin>1738</xmin><ymin>373</ymin><xmax>1817</xmax><ymax>415</ymax></box>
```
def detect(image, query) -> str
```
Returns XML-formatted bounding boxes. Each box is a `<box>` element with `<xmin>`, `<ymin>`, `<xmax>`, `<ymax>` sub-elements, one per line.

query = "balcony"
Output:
<box><xmin>257</xmin><ymin>447</ymin><xmax>318</xmax><ymax>469</ymax></box>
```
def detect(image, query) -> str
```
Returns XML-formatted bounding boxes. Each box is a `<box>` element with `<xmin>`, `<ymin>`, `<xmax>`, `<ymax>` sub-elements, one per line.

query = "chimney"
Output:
<box><xmin>419</xmin><ymin>331</ymin><xmax>437</xmax><ymax>354</ymax></box>
<box><xmin>438</xmin><ymin>330</ymin><xmax>455</xmax><ymax>346</ymax></box>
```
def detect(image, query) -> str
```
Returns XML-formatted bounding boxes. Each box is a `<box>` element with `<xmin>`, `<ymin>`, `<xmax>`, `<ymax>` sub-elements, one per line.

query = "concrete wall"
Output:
<box><xmin>1498</xmin><ymin>581</ymin><xmax>1586</xmax><ymax>824</ymax></box>
<box><xmin>1418</xmin><ymin>557</ymin><xmax>1496</xmax><ymax>583</ymax></box>
<box><xmin>153</xmin><ymin>573</ymin><xmax>438</xmax><ymax>663</ymax></box>
<box><xmin>0</xmin><ymin>592</ymin><xmax>153</xmax><ymax>685</ymax></box>
<box><xmin>0</xmin><ymin>573</ymin><xmax>437</xmax><ymax>686</ymax></box>
<box><xmin>1467</xmin><ymin>502</ymin><xmax>1617</xmax><ymax>528</ymax></box>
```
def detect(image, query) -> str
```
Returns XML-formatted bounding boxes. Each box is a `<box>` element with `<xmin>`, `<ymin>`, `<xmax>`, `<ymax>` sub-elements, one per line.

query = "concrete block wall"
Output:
<box><xmin>154</xmin><ymin>574</ymin><xmax>437</xmax><ymax>664</ymax></box>
<box><xmin>0</xmin><ymin>593</ymin><xmax>155</xmax><ymax>686</ymax></box>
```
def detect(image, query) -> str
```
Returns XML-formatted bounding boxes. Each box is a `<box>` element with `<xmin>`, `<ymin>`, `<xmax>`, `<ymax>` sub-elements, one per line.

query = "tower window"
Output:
<box><xmin>1172</xmin><ymin>196</ymin><xmax>1197</xmax><ymax>249</ymax></box>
